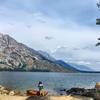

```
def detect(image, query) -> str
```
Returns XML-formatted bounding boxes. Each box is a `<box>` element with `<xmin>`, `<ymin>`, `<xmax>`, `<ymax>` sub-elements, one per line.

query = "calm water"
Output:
<box><xmin>0</xmin><ymin>72</ymin><xmax>100</xmax><ymax>94</ymax></box>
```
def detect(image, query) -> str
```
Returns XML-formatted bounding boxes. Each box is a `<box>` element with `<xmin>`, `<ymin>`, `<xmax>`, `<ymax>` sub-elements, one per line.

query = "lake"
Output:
<box><xmin>0</xmin><ymin>72</ymin><xmax>99</xmax><ymax>94</ymax></box>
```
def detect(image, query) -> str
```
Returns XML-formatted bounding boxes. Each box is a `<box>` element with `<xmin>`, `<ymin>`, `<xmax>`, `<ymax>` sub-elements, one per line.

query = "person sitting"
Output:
<box><xmin>38</xmin><ymin>81</ymin><xmax>44</xmax><ymax>95</ymax></box>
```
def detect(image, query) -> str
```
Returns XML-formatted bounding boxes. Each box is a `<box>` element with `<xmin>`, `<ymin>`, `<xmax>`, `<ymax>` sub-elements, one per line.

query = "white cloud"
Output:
<box><xmin>73</xmin><ymin>61</ymin><xmax>91</xmax><ymax>65</ymax></box>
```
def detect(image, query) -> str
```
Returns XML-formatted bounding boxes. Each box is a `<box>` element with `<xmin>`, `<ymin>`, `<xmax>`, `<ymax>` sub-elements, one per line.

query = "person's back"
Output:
<box><xmin>38</xmin><ymin>81</ymin><xmax>43</xmax><ymax>92</ymax></box>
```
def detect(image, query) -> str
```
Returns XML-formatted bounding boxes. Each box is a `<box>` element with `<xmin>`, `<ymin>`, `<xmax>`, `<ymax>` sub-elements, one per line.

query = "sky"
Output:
<box><xmin>0</xmin><ymin>0</ymin><xmax>100</xmax><ymax>70</ymax></box>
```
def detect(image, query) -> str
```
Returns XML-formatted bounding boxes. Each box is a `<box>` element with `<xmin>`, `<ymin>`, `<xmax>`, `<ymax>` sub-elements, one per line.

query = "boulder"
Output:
<box><xmin>95</xmin><ymin>82</ymin><xmax>100</xmax><ymax>89</ymax></box>
<box><xmin>66</xmin><ymin>88</ymin><xmax>87</xmax><ymax>95</ymax></box>
<box><xmin>66</xmin><ymin>88</ymin><xmax>96</xmax><ymax>97</ymax></box>
<box><xmin>9</xmin><ymin>90</ymin><xmax>15</xmax><ymax>96</ymax></box>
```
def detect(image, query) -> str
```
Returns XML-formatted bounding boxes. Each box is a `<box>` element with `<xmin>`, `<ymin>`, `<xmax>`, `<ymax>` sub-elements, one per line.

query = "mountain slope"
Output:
<box><xmin>38</xmin><ymin>50</ymin><xmax>56</xmax><ymax>61</ymax></box>
<box><xmin>38</xmin><ymin>50</ymin><xmax>93</xmax><ymax>72</ymax></box>
<box><xmin>37</xmin><ymin>50</ymin><xmax>92</xmax><ymax>72</ymax></box>
<box><xmin>0</xmin><ymin>33</ymin><xmax>76</xmax><ymax>72</ymax></box>
<box><xmin>38</xmin><ymin>51</ymin><xmax>79</xmax><ymax>72</ymax></box>
<box><xmin>69</xmin><ymin>63</ymin><xmax>93</xmax><ymax>71</ymax></box>
<box><xmin>54</xmin><ymin>60</ymin><xmax>80</xmax><ymax>72</ymax></box>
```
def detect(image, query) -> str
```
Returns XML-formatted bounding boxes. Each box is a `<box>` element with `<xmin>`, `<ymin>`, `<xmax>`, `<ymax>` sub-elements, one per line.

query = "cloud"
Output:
<box><xmin>26</xmin><ymin>25</ymin><xmax>32</xmax><ymax>29</ymax></box>
<box><xmin>45</xmin><ymin>36</ymin><xmax>54</xmax><ymax>40</ymax></box>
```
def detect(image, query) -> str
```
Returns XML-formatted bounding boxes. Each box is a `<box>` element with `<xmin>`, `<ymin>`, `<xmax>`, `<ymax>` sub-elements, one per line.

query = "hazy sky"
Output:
<box><xmin>0</xmin><ymin>0</ymin><xmax>100</xmax><ymax>70</ymax></box>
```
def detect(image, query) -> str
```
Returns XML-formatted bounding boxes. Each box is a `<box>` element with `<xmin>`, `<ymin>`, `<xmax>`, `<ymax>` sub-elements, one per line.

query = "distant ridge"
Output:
<box><xmin>38</xmin><ymin>50</ymin><xmax>95</xmax><ymax>72</ymax></box>
<box><xmin>54</xmin><ymin>60</ymin><xmax>79</xmax><ymax>72</ymax></box>
<box><xmin>69</xmin><ymin>63</ymin><xmax>93</xmax><ymax>71</ymax></box>
<box><xmin>38</xmin><ymin>51</ymin><xmax>79</xmax><ymax>72</ymax></box>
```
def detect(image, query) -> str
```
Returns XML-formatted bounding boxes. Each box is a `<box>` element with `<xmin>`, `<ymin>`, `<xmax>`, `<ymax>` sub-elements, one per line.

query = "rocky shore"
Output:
<box><xmin>0</xmin><ymin>83</ymin><xmax>99</xmax><ymax>100</ymax></box>
<box><xmin>0</xmin><ymin>85</ymin><xmax>93</xmax><ymax>100</ymax></box>
<box><xmin>61</xmin><ymin>82</ymin><xmax>100</xmax><ymax>100</ymax></box>
<box><xmin>0</xmin><ymin>85</ymin><xmax>21</xmax><ymax>96</ymax></box>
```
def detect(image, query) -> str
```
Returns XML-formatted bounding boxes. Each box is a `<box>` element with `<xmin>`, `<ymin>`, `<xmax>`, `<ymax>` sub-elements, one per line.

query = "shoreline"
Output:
<box><xmin>0</xmin><ymin>84</ymin><xmax>96</xmax><ymax>100</ymax></box>
<box><xmin>0</xmin><ymin>71</ymin><xmax>100</xmax><ymax>74</ymax></box>
<box><xmin>0</xmin><ymin>95</ymin><xmax>93</xmax><ymax>100</ymax></box>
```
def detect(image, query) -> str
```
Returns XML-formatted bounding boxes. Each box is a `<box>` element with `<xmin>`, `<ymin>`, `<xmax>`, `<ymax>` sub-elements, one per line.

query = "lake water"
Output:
<box><xmin>0</xmin><ymin>72</ymin><xmax>100</xmax><ymax>94</ymax></box>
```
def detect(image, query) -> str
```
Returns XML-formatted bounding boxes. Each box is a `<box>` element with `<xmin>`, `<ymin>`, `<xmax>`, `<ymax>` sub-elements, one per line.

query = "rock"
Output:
<box><xmin>2</xmin><ymin>89</ymin><xmax>9</xmax><ymax>94</ymax></box>
<box><xmin>94</xmin><ymin>93</ymin><xmax>100</xmax><ymax>100</ymax></box>
<box><xmin>95</xmin><ymin>82</ymin><xmax>100</xmax><ymax>89</ymax></box>
<box><xmin>0</xmin><ymin>85</ymin><xmax>4</xmax><ymax>88</ymax></box>
<box><xmin>66</xmin><ymin>88</ymin><xmax>96</xmax><ymax>97</ymax></box>
<box><xmin>0</xmin><ymin>85</ymin><xmax>21</xmax><ymax>96</ymax></box>
<box><xmin>66</xmin><ymin>88</ymin><xmax>86</xmax><ymax>95</ymax></box>
<box><xmin>0</xmin><ymin>85</ymin><xmax>23</xmax><ymax>96</ymax></box>
<box><xmin>0</xmin><ymin>86</ymin><xmax>5</xmax><ymax>91</ymax></box>
<box><xmin>94</xmin><ymin>89</ymin><xmax>100</xmax><ymax>100</ymax></box>
<box><xmin>9</xmin><ymin>91</ymin><xmax>15</xmax><ymax>96</ymax></box>
<box><xmin>14</xmin><ymin>90</ymin><xmax>22</xmax><ymax>96</ymax></box>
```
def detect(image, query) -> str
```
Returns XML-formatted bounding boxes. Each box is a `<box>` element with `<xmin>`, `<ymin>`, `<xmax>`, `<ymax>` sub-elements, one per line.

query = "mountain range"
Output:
<box><xmin>38</xmin><ymin>50</ymin><xmax>93</xmax><ymax>72</ymax></box>
<box><xmin>0</xmin><ymin>33</ymin><xmax>81</xmax><ymax>72</ymax></box>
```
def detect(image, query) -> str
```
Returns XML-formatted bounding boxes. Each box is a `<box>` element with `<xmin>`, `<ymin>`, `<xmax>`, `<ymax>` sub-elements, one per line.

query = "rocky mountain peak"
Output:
<box><xmin>0</xmin><ymin>33</ymin><xmax>71</xmax><ymax>72</ymax></box>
